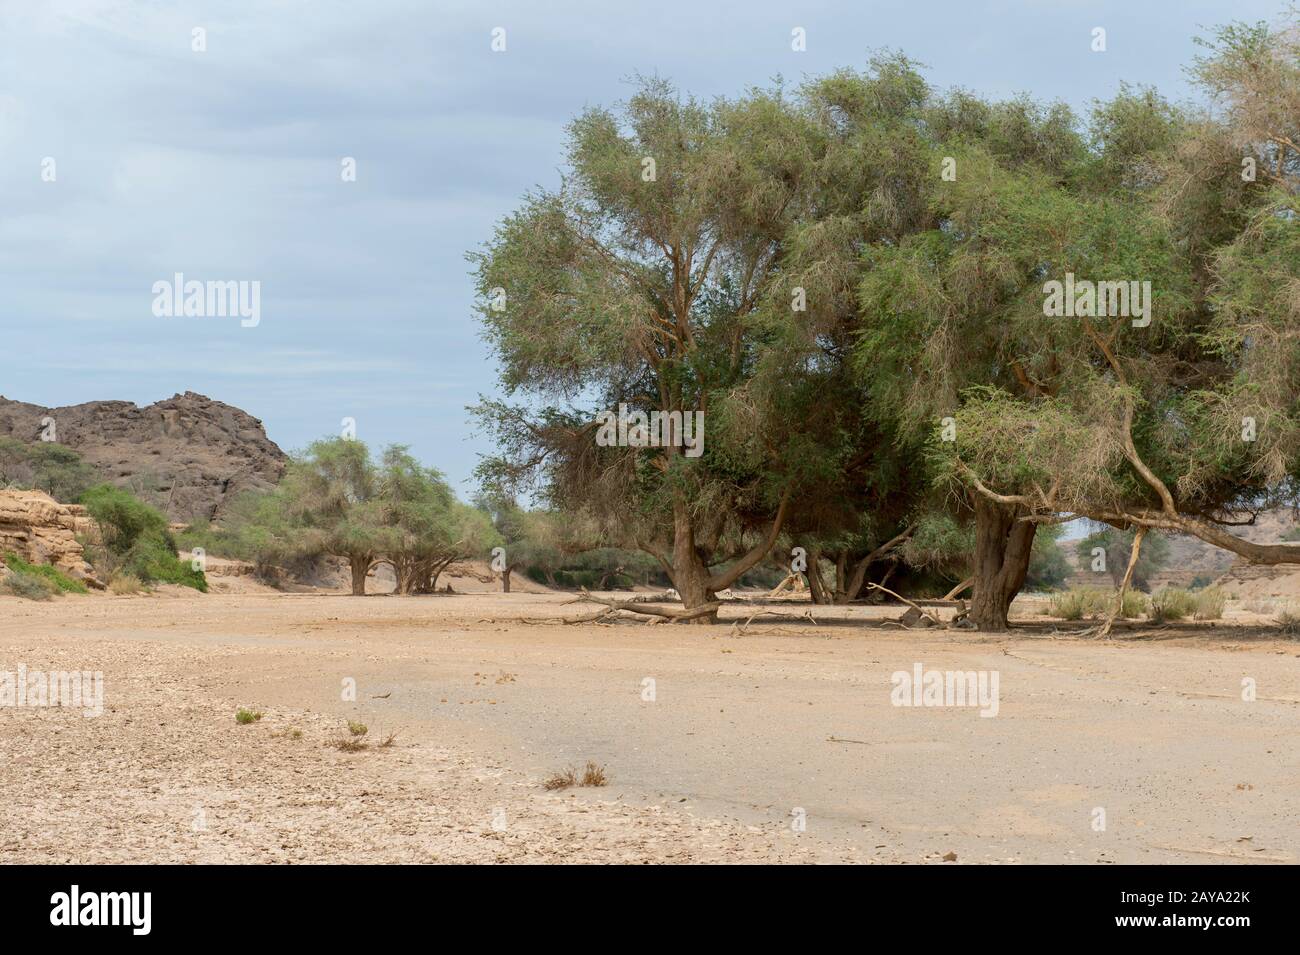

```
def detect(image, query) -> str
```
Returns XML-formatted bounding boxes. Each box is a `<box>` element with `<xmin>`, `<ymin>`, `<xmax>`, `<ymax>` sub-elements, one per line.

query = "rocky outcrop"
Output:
<box><xmin>0</xmin><ymin>392</ymin><xmax>287</xmax><ymax>523</ymax></box>
<box><xmin>0</xmin><ymin>489</ymin><xmax>99</xmax><ymax>584</ymax></box>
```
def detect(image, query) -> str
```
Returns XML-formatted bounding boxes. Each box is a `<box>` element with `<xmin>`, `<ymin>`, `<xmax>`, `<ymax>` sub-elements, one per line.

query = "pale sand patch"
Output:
<box><xmin>2</xmin><ymin>588</ymin><xmax>1297</xmax><ymax>864</ymax></box>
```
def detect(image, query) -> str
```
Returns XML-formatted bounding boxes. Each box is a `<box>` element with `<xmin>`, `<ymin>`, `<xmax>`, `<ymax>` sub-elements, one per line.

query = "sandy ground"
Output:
<box><xmin>1</xmin><ymin>589</ymin><xmax>1297</xmax><ymax>865</ymax></box>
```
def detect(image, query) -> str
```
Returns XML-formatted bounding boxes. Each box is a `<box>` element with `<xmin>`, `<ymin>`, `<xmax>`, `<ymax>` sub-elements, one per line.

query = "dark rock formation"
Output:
<box><xmin>0</xmin><ymin>392</ymin><xmax>287</xmax><ymax>522</ymax></box>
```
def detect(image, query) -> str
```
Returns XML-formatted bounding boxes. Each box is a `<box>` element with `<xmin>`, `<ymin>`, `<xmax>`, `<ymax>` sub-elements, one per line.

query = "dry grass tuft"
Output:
<box><xmin>543</xmin><ymin>767</ymin><xmax>578</xmax><ymax>790</ymax></box>
<box><xmin>545</xmin><ymin>761</ymin><xmax>609</xmax><ymax>790</ymax></box>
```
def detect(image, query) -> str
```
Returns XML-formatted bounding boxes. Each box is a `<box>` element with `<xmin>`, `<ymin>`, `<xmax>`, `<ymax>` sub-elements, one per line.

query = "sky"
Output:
<box><xmin>0</xmin><ymin>0</ymin><xmax>1290</xmax><ymax>496</ymax></box>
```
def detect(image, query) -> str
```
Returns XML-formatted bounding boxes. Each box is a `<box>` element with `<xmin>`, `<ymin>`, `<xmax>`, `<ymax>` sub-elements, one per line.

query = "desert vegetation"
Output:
<box><xmin>3</xmin><ymin>12</ymin><xmax>1297</xmax><ymax>634</ymax></box>
<box><xmin>462</xmin><ymin>13</ymin><xmax>1300</xmax><ymax>630</ymax></box>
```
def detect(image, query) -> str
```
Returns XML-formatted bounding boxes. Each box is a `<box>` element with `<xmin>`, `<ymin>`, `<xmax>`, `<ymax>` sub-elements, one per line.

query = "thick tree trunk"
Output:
<box><xmin>391</xmin><ymin>558</ymin><xmax>418</xmax><ymax>595</ymax></box>
<box><xmin>841</xmin><ymin>555</ymin><xmax>871</xmax><ymax>604</ymax></box>
<box><xmin>969</xmin><ymin>497</ymin><xmax>1037</xmax><ymax>630</ymax></box>
<box><xmin>349</xmin><ymin>557</ymin><xmax>369</xmax><ymax>596</ymax></box>
<box><xmin>832</xmin><ymin>551</ymin><xmax>848</xmax><ymax>603</ymax></box>
<box><xmin>806</xmin><ymin>547</ymin><xmax>829</xmax><ymax>605</ymax></box>
<box><xmin>649</xmin><ymin>488</ymin><xmax>791</xmax><ymax>626</ymax></box>
<box><xmin>670</xmin><ymin>509</ymin><xmax>719</xmax><ymax>624</ymax></box>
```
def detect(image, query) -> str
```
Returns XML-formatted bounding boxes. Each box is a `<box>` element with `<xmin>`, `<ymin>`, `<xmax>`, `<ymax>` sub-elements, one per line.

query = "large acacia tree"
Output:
<box><xmin>857</xmin><ymin>14</ymin><xmax>1300</xmax><ymax>629</ymax></box>
<box><xmin>472</xmin><ymin>78</ymin><xmax>842</xmax><ymax>621</ymax></box>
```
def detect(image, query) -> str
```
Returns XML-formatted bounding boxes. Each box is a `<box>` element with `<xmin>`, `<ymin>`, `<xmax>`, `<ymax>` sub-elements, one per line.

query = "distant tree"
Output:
<box><xmin>1075</xmin><ymin>527</ymin><xmax>1170</xmax><ymax>591</ymax></box>
<box><xmin>30</xmin><ymin>444</ymin><xmax>99</xmax><ymax>502</ymax></box>
<box><xmin>271</xmin><ymin>438</ymin><xmax>385</xmax><ymax>596</ymax></box>
<box><xmin>475</xmin><ymin>494</ymin><xmax>568</xmax><ymax>592</ymax></box>
<box><xmin>415</xmin><ymin>502</ymin><xmax>497</xmax><ymax>593</ymax></box>
<box><xmin>0</xmin><ymin>438</ymin><xmax>97</xmax><ymax>502</ymax></box>
<box><xmin>376</xmin><ymin>446</ymin><xmax>473</xmax><ymax>594</ymax></box>
<box><xmin>1023</xmin><ymin>525</ymin><xmax>1072</xmax><ymax>591</ymax></box>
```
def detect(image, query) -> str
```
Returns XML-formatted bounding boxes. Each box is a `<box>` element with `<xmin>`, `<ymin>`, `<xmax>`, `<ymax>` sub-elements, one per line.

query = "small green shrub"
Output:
<box><xmin>1192</xmin><ymin>586</ymin><xmax>1226</xmax><ymax>620</ymax></box>
<box><xmin>347</xmin><ymin>720</ymin><xmax>368</xmax><ymax>737</ymax></box>
<box><xmin>1149</xmin><ymin>587</ymin><xmax>1197</xmax><ymax>622</ymax></box>
<box><xmin>125</xmin><ymin>535</ymin><xmax>208</xmax><ymax>592</ymax></box>
<box><xmin>80</xmin><ymin>485</ymin><xmax>207</xmax><ymax>592</ymax></box>
<box><xmin>235</xmin><ymin>708</ymin><xmax>263</xmax><ymax>725</ymax></box>
<box><xmin>1048</xmin><ymin>586</ymin><xmax>1145</xmax><ymax>620</ymax></box>
<box><xmin>1</xmin><ymin>570</ymin><xmax>60</xmax><ymax>601</ymax></box>
<box><xmin>2</xmin><ymin>553</ymin><xmax>87</xmax><ymax>593</ymax></box>
<box><xmin>1048</xmin><ymin>588</ymin><xmax>1107</xmax><ymax>620</ymax></box>
<box><xmin>1117</xmin><ymin>589</ymin><xmax>1148</xmax><ymax>619</ymax></box>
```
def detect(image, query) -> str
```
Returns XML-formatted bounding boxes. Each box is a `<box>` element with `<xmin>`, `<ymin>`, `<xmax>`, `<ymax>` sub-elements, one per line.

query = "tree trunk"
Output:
<box><xmin>349</xmin><ymin>557</ymin><xmax>369</xmax><ymax>596</ymax></box>
<box><xmin>670</xmin><ymin>509</ymin><xmax>718</xmax><ymax>624</ymax></box>
<box><xmin>841</xmin><ymin>555</ymin><xmax>871</xmax><ymax>604</ymax></box>
<box><xmin>1098</xmin><ymin>526</ymin><xmax>1145</xmax><ymax>638</ymax></box>
<box><xmin>502</xmin><ymin>567</ymin><xmax>512</xmax><ymax>593</ymax></box>
<box><xmin>391</xmin><ymin>558</ymin><xmax>417</xmax><ymax>595</ymax></box>
<box><xmin>969</xmin><ymin>497</ymin><xmax>1037</xmax><ymax>630</ymax></box>
<box><xmin>833</xmin><ymin>551</ymin><xmax>848</xmax><ymax>603</ymax></box>
<box><xmin>806</xmin><ymin>547</ymin><xmax>829</xmax><ymax>605</ymax></box>
<box><xmin>428</xmin><ymin>557</ymin><xmax>456</xmax><ymax>593</ymax></box>
<box><xmin>839</xmin><ymin>526</ymin><xmax>916</xmax><ymax>604</ymax></box>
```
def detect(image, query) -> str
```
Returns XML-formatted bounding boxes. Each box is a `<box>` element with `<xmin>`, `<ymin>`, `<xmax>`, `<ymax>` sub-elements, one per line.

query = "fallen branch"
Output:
<box><xmin>730</xmin><ymin>608</ymin><xmax>817</xmax><ymax>634</ymax></box>
<box><xmin>766</xmin><ymin>573</ymin><xmax>807</xmax><ymax>598</ymax></box>
<box><xmin>864</xmin><ymin>582</ymin><xmax>944</xmax><ymax>627</ymax></box>
<box><xmin>478</xmin><ymin>609</ymin><xmax>617</xmax><ymax>626</ymax></box>
<box><xmin>574</xmin><ymin>588</ymin><xmax>721</xmax><ymax>621</ymax></box>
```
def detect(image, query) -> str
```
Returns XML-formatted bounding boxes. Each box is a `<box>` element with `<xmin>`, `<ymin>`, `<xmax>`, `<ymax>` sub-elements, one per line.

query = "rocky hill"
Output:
<box><xmin>0</xmin><ymin>392</ymin><xmax>287</xmax><ymax>522</ymax></box>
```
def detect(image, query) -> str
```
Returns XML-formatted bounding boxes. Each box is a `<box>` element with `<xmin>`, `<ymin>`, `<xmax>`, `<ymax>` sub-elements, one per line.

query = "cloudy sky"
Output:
<box><xmin>0</xmin><ymin>0</ymin><xmax>1287</xmax><ymax>493</ymax></box>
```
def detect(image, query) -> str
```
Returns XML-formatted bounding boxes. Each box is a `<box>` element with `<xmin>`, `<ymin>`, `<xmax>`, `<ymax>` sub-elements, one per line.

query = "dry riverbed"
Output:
<box><xmin>1</xmin><ymin>590</ymin><xmax>1297</xmax><ymax>864</ymax></box>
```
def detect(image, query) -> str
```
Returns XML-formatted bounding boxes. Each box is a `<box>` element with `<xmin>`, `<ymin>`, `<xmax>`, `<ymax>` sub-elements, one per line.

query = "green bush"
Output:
<box><xmin>175</xmin><ymin>520</ymin><xmax>256</xmax><ymax>562</ymax></box>
<box><xmin>1048</xmin><ymin>587</ymin><xmax>1108</xmax><ymax>620</ymax></box>
<box><xmin>79</xmin><ymin>484</ymin><xmax>207</xmax><ymax>591</ymax></box>
<box><xmin>125</xmin><ymin>535</ymin><xmax>208</xmax><ymax>591</ymax></box>
<box><xmin>1149</xmin><ymin>587</ymin><xmax>1197</xmax><ymax>622</ymax></box>
<box><xmin>1048</xmin><ymin>586</ymin><xmax>1145</xmax><ymax>620</ymax></box>
<box><xmin>1192</xmin><ymin>585</ymin><xmax>1227</xmax><ymax>620</ymax></box>
<box><xmin>1</xmin><ymin>553</ymin><xmax>88</xmax><ymax>593</ymax></box>
<box><xmin>1</xmin><ymin>570</ymin><xmax>61</xmax><ymax>600</ymax></box>
<box><xmin>1025</xmin><ymin>525</ymin><xmax>1071</xmax><ymax>591</ymax></box>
